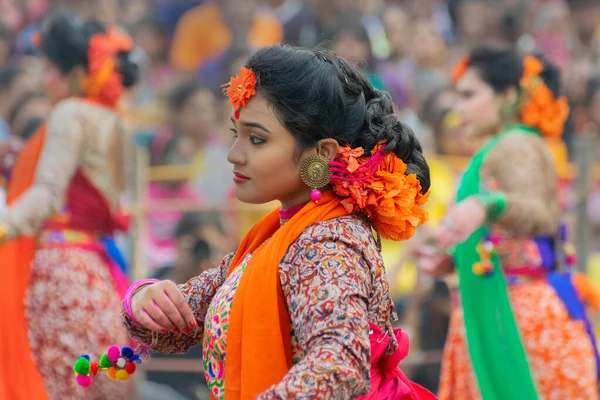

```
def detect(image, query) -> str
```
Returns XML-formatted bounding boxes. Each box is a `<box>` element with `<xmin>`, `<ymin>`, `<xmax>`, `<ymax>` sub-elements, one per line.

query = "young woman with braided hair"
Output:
<box><xmin>122</xmin><ymin>44</ymin><xmax>437</xmax><ymax>400</ymax></box>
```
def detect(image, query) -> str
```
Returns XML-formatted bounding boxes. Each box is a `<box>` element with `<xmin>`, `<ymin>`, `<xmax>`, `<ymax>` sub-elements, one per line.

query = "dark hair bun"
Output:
<box><xmin>41</xmin><ymin>12</ymin><xmax>138</xmax><ymax>88</ymax></box>
<box><xmin>40</xmin><ymin>12</ymin><xmax>104</xmax><ymax>73</ymax></box>
<box><xmin>117</xmin><ymin>51</ymin><xmax>139</xmax><ymax>88</ymax></box>
<box><xmin>363</xmin><ymin>90</ymin><xmax>430</xmax><ymax>192</ymax></box>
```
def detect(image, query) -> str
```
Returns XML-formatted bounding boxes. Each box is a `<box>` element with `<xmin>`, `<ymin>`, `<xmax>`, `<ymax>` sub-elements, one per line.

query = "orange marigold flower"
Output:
<box><xmin>80</xmin><ymin>29</ymin><xmax>133</xmax><ymax>107</ymax></box>
<box><xmin>336</xmin><ymin>145</ymin><xmax>365</xmax><ymax>173</ymax></box>
<box><xmin>223</xmin><ymin>66</ymin><xmax>257</xmax><ymax>110</ymax></box>
<box><xmin>331</xmin><ymin>143</ymin><xmax>429</xmax><ymax>241</ymax></box>
<box><xmin>519</xmin><ymin>56</ymin><xmax>569</xmax><ymax>140</ymax></box>
<box><xmin>364</xmin><ymin>154</ymin><xmax>429</xmax><ymax>241</ymax></box>
<box><xmin>521</xmin><ymin>55</ymin><xmax>543</xmax><ymax>83</ymax></box>
<box><xmin>452</xmin><ymin>56</ymin><xmax>469</xmax><ymax>83</ymax></box>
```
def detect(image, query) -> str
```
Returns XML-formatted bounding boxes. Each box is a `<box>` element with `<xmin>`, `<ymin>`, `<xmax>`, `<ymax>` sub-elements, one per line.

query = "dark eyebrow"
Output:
<box><xmin>230</xmin><ymin>118</ymin><xmax>271</xmax><ymax>134</ymax></box>
<box><xmin>241</xmin><ymin>121</ymin><xmax>271</xmax><ymax>133</ymax></box>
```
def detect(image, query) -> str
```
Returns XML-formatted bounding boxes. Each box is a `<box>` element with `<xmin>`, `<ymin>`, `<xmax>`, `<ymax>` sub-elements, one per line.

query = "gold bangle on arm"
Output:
<box><xmin>0</xmin><ymin>223</ymin><xmax>9</xmax><ymax>244</ymax></box>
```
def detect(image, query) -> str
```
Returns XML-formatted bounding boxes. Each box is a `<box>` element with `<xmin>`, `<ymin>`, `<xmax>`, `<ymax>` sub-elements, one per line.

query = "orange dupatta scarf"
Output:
<box><xmin>0</xmin><ymin>125</ymin><xmax>49</xmax><ymax>400</ymax></box>
<box><xmin>222</xmin><ymin>190</ymin><xmax>349</xmax><ymax>399</ymax></box>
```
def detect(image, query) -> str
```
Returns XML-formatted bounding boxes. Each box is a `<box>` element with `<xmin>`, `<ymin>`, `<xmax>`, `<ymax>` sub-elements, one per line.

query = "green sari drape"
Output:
<box><xmin>454</xmin><ymin>125</ymin><xmax>539</xmax><ymax>399</ymax></box>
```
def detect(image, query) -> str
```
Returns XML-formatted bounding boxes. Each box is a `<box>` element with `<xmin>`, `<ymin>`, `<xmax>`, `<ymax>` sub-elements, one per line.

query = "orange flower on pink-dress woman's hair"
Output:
<box><xmin>222</xmin><ymin>66</ymin><xmax>257</xmax><ymax>115</ymax></box>
<box><xmin>80</xmin><ymin>29</ymin><xmax>134</xmax><ymax>107</ymax></box>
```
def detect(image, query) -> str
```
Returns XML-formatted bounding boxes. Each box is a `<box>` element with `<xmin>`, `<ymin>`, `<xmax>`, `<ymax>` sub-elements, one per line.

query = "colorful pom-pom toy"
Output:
<box><xmin>74</xmin><ymin>345</ymin><xmax>147</xmax><ymax>388</ymax></box>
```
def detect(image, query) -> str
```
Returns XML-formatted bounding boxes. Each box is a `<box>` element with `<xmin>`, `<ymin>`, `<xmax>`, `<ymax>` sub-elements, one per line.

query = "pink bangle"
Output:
<box><xmin>123</xmin><ymin>279</ymin><xmax>160</xmax><ymax>325</ymax></box>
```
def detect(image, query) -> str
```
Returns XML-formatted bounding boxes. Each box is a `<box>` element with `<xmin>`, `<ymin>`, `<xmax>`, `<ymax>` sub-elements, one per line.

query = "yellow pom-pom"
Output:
<box><xmin>115</xmin><ymin>370</ymin><xmax>130</xmax><ymax>381</ymax></box>
<box><xmin>564</xmin><ymin>243</ymin><xmax>576</xmax><ymax>255</ymax></box>
<box><xmin>472</xmin><ymin>263</ymin><xmax>486</xmax><ymax>276</ymax></box>
<box><xmin>106</xmin><ymin>367</ymin><xmax>117</xmax><ymax>380</ymax></box>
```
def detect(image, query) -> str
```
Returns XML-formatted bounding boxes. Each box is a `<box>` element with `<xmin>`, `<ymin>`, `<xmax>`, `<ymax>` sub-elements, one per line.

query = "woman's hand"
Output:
<box><xmin>436</xmin><ymin>197</ymin><xmax>486</xmax><ymax>249</ymax></box>
<box><xmin>130</xmin><ymin>280</ymin><xmax>197</xmax><ymax>334</ymax></box>
<box><xmin>414</xmin><ymin>245</ymin><xmax>454</xmax><ymax>277</ymax></box>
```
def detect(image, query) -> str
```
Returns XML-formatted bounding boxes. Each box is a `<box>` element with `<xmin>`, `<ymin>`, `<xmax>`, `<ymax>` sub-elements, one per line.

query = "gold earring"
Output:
<box><xmin>300</xmin><ymin>148</ymin><xmax>331</xmax><ymax>203</ymax></box>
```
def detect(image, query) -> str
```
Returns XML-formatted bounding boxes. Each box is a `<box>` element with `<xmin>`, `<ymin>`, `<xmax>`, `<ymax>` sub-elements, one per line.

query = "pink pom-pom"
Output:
<box><xmin>107</xmin><ymin>346</ymin><xmax>120</xmax><ymax>363</ymax></box>
<box><xmin>566</xmin><ymin>254</ymin><xmax>577</xmax><ymax>265</ymax></box>
<box><xmin>310</xmin><ymin>190</ymin><xmax>322</xmax><ymax>203</ymax></box>
<box><xmin>76</xmin><ymin>374</ymin><xmax>92</xmax><ymax>388</ymax></box>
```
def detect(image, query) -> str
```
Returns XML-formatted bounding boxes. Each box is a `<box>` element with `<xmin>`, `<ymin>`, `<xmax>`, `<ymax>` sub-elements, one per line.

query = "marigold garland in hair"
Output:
<box><xmin>80</xmin><ymin>29</ymin><xmax>133</xmax><ymax>107</ymax></box>
<box><xmin>331</xmin><ymin>144</ymin><xmax>429</xmax><ymax>241</ymax></box>
<box><xmin>519</xmin><ymin>55</ymin><xmax>569</xmax><ymax>139</ymax></box>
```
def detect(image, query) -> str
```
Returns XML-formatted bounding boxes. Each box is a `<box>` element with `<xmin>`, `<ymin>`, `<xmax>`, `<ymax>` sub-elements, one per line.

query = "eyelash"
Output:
<box><xmin>230</xmin><ymin>129</ymin><xmax>267</xmax><ymax>145</ymax></box>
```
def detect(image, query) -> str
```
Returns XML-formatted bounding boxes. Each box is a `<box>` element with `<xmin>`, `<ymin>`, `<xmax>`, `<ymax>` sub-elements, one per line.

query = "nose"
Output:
<box><xmin>227</xmin><ymin>138</ymin><xmax>246</xmax><ymax>166</ymax></box>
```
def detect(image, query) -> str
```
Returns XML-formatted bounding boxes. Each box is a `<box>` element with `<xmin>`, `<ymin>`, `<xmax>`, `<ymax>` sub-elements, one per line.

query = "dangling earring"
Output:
<box><xmin>300</xmin><ymin>144</ymin><xmax>331</xmax><ymax>204</ymax></box>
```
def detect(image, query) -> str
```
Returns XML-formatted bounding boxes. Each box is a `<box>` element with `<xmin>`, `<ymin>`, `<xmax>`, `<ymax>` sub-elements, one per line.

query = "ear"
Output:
<box><xmin>503</xmin><ymin>86</ymin><xmax>519</xmax><ymax>109</ymax></box>
<box><xmin>317</xmin><ymin>138</ymin><xmax>340</xmax><ymax>162</ymax></box>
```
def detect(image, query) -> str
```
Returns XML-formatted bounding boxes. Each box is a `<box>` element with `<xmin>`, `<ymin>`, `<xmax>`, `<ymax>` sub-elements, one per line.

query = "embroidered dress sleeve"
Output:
<box><xmin>0</xmin><ymin>99</ymin><xmax>85</xmax><ymax>239</ymax></box>
<box><xmin>259</xmin><ymin>237</ymin><xmax>371</xmax><ymax>399</ymax></box>
<box><xmin>480</xmin><ymin>132</ymin><xmax>559</xmax><ymax>236</ymax></box>
<box><xmin>122</xmin><ymin>252</ymin><xmax>234</xmax><ymax>354</ymax></box>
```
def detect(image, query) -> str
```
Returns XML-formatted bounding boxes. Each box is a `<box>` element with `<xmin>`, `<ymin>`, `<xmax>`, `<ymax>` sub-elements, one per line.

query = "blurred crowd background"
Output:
<box><xmin>1</xmin><ymin>0</ymin><xmax>600</xmax><ymax>398</ymax></box>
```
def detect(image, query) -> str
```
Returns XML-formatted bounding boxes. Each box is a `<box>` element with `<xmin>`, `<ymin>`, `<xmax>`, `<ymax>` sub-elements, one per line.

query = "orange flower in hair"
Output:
<box><xmin>521</xmin><ymin>55</ymin><xmax>543</xmax><ymax>84</ymax></box>
<box><xmin>80</xmin><ymin>29</ymin><xmax>134</xmax><ymax>108</ymax></box>
<box><xmin>364</xmin><ymin>147</ymin><xmax>429</xmax><ymax>241</ymax></box>
<box><xmin>452</xmin><ymin>56</ymin><xmax>469</xmax><ymax>83</ymax></box>
<box><xmin>223</xmin><ymin>66</ymin><xmax>257</xmax><ymax>112</ymax></box>
<box><xmin>519</xmin><ymin>55</ymin><xmax>569</xmax><ymax>139</ymax></box>
<box><xmin>331</xmin><ymin>144</ymin><xmax>429</xmax><ymax>241</ymax></box>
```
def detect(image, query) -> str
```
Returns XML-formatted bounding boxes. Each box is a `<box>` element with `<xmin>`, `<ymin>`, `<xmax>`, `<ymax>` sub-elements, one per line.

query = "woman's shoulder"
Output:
<box><xmin>295</xmin><ymin>214</ymin><xmax>379</xmax><ymax>254</ymax></box>
<box><xmin>50</xmin><ymin>98</ymin><xmax>117</xmax><ymax>121</ymax></box>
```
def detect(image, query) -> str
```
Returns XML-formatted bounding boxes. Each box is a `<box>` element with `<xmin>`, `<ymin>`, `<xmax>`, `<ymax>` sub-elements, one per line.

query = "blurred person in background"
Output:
<box><xmin>420</xmin><ymin>45</ymin><xmax>599</xmax><ymax>400</ymax></box>
<box><xmin>7</xmin><ymin>91</ymin><xmax>51</xmax><ymax>141</ymax></box>
<box><xmin>453</xmin><ymin>0</ymin><xmax>499</xmax><ymax>47</ymax></box>
<box><xmin>152</xmin><ymin>80</ymin><xmax>232</xmax><ymax>205</ymax></box>
<box><xmin>567</xmin><ymin>0</ymin><xmax>600</xmax><ymax>66</ymax></box>
<box><xmin>0</xmin><ymin>12</ymin><xmax>139</xmax><ymax>399</ymax></box>
<box><xmin>146</xmin><ymin>136</ymin><xmax>201</xmax><ymax>274</ymax></box>
<box><xmin>327</xmin><ymin>11</ymin><xmax>386</xmax><ymax>90</ymax></box>
<box><xmin>0</xmin><ymin>64</ymin><xmax>29</xmax><ymax>142</ymax></box>
<box><xmin>0</xmin><ymin>91</ymin><xmax>51</xmax><ymax>200</ymax></box>
<box><xmin>379</xmin><ymin>5</ymin><xmax>413</xmax><ymax>109</ymax></box>
<box><xmin>409</xmin><ymin>20</ymin><xmax>448</xmax><ymax>106</ymax></box>
<box><xmin>130</xmin><ymin>14</ymin><xmax>176</xmax><ymax>103</ymax></box>
<box><xmin>169</xmin><ymin>0</ymin><xmax>283</xmax><ymax>72</ymax></box>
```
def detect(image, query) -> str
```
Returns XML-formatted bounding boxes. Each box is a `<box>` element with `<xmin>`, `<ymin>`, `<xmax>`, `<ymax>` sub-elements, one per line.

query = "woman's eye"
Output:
<box><xmin>249</xmin><ymin>134</ymin><xmax>267</xmax><ymax>145</ymax></box>
<box><xmin>230</xmin><ymin>128</ymin><xmax>239</xmax><ymax>139</ymax></box>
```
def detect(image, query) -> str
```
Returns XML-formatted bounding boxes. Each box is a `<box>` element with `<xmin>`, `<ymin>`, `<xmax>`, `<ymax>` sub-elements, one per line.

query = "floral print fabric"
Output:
<box><xmin>123</xmin><ymin>215</ymin><xmax>398</xmax><ymax>399</ymax></box>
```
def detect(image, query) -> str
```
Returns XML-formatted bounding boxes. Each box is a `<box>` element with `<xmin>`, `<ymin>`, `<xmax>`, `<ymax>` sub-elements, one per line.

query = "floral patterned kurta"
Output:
<box><xmin>124</xmin><ymin>215</ymin><xmax>399</xmax><ymax>399</ymax></box>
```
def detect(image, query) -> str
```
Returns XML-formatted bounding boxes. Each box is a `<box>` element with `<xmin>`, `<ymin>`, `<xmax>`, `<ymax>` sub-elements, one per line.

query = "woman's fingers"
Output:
<box><xmin>163</xmin><ymin>283</ymin><xmax>197</xmax><ymax>329</ymax></box>
<box><xmin>132</xmin><ymin>280</ymin><xmax>197</xmax><ymax>334</ymax></box>
<box><xmin>137</xmin><ymin>309</ymin><xmax>169</xmax><ymax>333</ymax></box>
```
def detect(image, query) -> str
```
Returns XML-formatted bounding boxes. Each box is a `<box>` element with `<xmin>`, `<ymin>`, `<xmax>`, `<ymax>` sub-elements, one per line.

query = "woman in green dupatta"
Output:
<box><xmin>419</xmin><ymin>46</ymin><xmax>599</xmax><ymax>400</ymax></box>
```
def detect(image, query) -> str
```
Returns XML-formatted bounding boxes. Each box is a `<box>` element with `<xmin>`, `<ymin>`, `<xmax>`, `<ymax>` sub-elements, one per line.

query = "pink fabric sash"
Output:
<box><xmin>356</xmin><ymin>322</ymin><xmax>438</xmax><ymax>400</ymax></box>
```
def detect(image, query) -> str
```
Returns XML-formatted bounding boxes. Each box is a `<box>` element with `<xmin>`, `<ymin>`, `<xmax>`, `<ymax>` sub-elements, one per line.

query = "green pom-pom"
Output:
<box><xmin>99</xmin><ymin>354</ymin><xmax>112</xmax><ymax>368</ymax></box>
<box><xmin>73</xmin><ymin>357</ymin><xmax>90</xmax><ymax>375</ymax></box>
